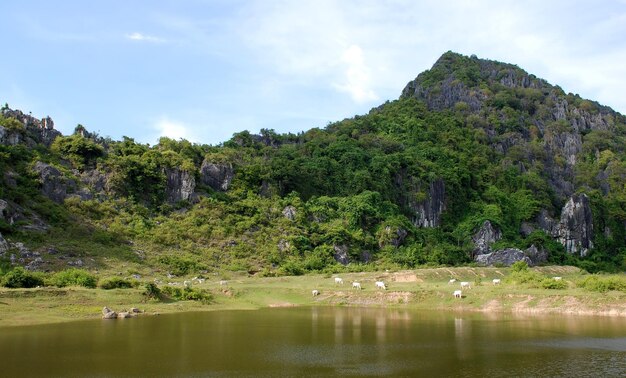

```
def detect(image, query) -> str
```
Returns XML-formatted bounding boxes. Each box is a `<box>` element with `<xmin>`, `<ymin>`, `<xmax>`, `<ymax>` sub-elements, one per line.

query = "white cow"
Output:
<box><xmin>454</xmin><ymin>290</ymin><xmax>462</xmax><ymax>298</ymax></box>
<box><xmin>448</xmin><ymin>279</ymin><xmax>457</xmax><ymax>285</ymax></box>
<box><xmin>334</xmin><ymin>277</ymin><xmax>344</xmax><ymax>285</ymax></box>
<box><xmin>352</xmin><ymin>282</ymin><xmax>362</xmax><ymax>290</ymax></box>
<box><xmin>375</xmin><ymin>281</ymin><xmax>387</xmax><ymax>290</ymax></box>
<box><xmin>219</xmin><ymin>280</ymin><xmax>228</xmax><ymax>286</ymax></box>
<box><xmin>460</xmin><ymin>281</ymin><xmax>471</xmax><ymax>290</ymax></box>
<box><xmin>312</xmin><ymin>289</ymin><xmax>320</xmax><ymax>296</ymax></box>
<box><xmin>553</xmin><ymin>277</ymin><xmax>562</xmax><ymax>281</ymax></box>
<box><xmin>492</xmin><ymin>279</ymin><xmax>501</xmax><ymax>285</ymax></box>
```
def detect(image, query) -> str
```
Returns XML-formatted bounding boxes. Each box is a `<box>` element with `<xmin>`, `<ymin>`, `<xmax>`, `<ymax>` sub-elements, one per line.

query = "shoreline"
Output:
<box><xmin>2</xmin><ymin>266</ymin><xmax>626</xmax><ymax>327</ymax></box>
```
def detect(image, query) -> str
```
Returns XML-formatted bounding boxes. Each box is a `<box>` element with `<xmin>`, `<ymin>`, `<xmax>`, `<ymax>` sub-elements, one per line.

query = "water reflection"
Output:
<box><xmin>2</xmin><ymin>307</ymin><xmax>626</xmax><ymax>377</ymax></box>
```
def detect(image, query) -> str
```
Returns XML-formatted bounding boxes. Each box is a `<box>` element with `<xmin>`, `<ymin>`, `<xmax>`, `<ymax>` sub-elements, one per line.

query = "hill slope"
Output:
<box><xmin>1</xmin><ymin>52</ymin><xmax>626</xmax><ymax>277</ymax></box>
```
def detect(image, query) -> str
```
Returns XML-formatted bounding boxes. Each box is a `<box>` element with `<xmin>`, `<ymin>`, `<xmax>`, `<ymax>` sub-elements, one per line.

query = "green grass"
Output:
<box><xmin>1</xmin><ymin>266</ymin><xmax>625</xmax><ymax>328</ymax></box>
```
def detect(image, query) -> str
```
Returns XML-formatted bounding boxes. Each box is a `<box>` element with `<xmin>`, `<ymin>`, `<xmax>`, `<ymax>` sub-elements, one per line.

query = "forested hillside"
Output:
<box><xmin>2</xmin><ymin>52</ymin><xmax>626</xmax><ymax>277</ymax></box>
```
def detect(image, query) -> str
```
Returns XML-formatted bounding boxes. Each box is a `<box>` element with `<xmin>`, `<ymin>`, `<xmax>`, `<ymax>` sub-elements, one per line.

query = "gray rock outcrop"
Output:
<box><xmin>333</xmin><ymin>244</ymin><xmax>350</xmax><ymax>265</ymax></box>
<box><xmin>378</xmin><ymin>225</ymin><xmax>408</xmax><ymax>248</ymax></box>
<box><xmin>474</xmin><ymin>248</ymin><xmax>532</xmax><ymax>267</ymax></box>
<box><xmin>200</xmin><ymin>161</ymin><xmax>233</xmax><ymax>191</ymax></box>
<box><xmin>475</xmin><ymin>244</ymin><xmax>547</xmax><ymax>267</ymax></box>
<box><xmin>0</xmin><ymin>107</ymin><xmax>61</xmax><ymax>147</ymax></box>
<box><xmin>282</xmin><ymin>206</ymin><xmax>297</xmax><ymax>221</ymax></box>
<box><xmin>472</xmin><ymin>220</ymin><xmax>501</xmax><ymax>256</ymax></box>
<box><xmin>525</xmin><ymin>244</ymin><xmax>548</xmax><ymax>265</ymax></box>
<box><xmin>32</xmin><ymin>162</ymin><xmax>76</xmax><ymax>203</ymax></box>
<box><xmin>102</xmin><ymin>306</ymin><xmax>117</xmax><ymax>319</ymax></box>
<box><xmin>554</xmin><ymin>194</ymin><xmax>593</xmax><ymax>256</ymax></box>
<box><xmin>165</xmin><ymin>168</ymin><xmax>196</xmax><ymax>203</ymax></box>
<box><xmin>0</xmin><ymin>232</ymin><xmax>9</xmax><ymax>255</ymax></box>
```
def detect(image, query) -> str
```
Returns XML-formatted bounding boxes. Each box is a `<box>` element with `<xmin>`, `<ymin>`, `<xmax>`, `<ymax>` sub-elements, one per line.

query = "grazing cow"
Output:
<box><xmin>334</xmin><ymin>277</ymin><xmax>344</xmax><ymax>285</ymax></box>
<box><xmin>183</xmin><ymin>280</ymin><xmax>192</xmax><ymax>288</ymax></box>
<box><xmin>460</xmin><ymin>281</ymin><xmax>471</xmax><ymax>290</ymax></box>
<box><xmin>375</xmin><ymin>281</ymin><xmax>387</xmax><ymax>290</ymax></box>
<box><xmin>492</xmin><ymin>279</ymin><xmax>501</xmax><ymax>285</ymax></box>
<box><xmin>220</xmin><ymin>280</ymin><xmax>228</xmax><ymax>285</ymax></box>
<box><xmin>312</xmin><ymin>290</ymin><xmax>320</xmax><ymax>296</ymax></box>
<box><xmin>352</xmin><ymin>282</ymin><xmax>362</xmax><ymax>290</ymax></box>
<box><xmin>454</xmin><ymin>290</ymin><xmax>462</xmax><ymax>298</ymax></box>
<box><xmin>448</xmin><ymin>279</ymin><xmax>457</xmax><ymax>285</ymax></box>
<box><xmin>553</xmin><ymin>277</ymin><xmax>562</xmax><ymax>281</ymax></box>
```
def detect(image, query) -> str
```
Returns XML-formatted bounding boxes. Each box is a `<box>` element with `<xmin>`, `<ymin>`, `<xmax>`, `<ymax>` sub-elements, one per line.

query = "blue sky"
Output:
<box><xmin>2</xmin><ymin>1</ymin><xmax>626</xmax><ymax>145</ymax></box>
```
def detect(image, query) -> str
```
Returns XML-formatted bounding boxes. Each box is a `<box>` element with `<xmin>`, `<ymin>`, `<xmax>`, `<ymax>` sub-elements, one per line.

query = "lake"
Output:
<box><xmin>2</xmin><ymin>307</ymin><xmax>626</xmax><ymax>377</ymax></box>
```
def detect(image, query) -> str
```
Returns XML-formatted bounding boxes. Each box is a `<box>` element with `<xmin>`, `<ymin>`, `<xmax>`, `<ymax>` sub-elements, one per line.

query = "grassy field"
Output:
<box><xmin>1</xmin><ymin>266</ymin><xmax>626</xmax><ymax>327</ymax></box>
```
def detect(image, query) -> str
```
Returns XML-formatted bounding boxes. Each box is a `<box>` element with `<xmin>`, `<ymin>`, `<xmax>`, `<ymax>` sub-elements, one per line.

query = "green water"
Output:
<box><xmin>2</xmin><ymin>307</ymin><xmax>626</xmax><ymax>377</ymax></box>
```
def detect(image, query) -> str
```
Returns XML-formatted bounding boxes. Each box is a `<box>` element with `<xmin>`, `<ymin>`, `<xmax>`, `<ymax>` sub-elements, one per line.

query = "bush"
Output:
<box><xmin>1</xmin><ymin>267</ymin><xmax>45</xmax><ymax>288</ymax></box>
<box><xmin>143</xmin><ymin>283</ymin><xmax>162</xmax><ymax>300</ymax></box>
<box><xmin>577</xmin><ymin>275</ymin><xmax>626</xmax><ymax>293</ymax></box>
<box><xmin>511</xmin><ymin>260</ymin><xmax>529</xmax><ymax>272</ymax></box>
<box><xmin>161</xmin><ymin>286</ymin><xmax>212</xmax><ymax>304</ymax></box>
<box><xmin>99</xmin><ymin>277</ymin><xmax>136</xmax><ymax>290</ymax></box>
<box><xmin>541</xmin><ymin>278</ymin><xmax>567</xmax><ymax>290</ymax></box>
<box><xmin>278</xmin><ymin>259</ymin><xmax>305</xmax><ymax>276</ymax></box>
<box><xmin>49</xmin><ymin>268</ymin><xmax>97</xmax><ymax>288</ymax></box>
<box><xmin>507</xmin><ymin>268</ymin><xmax>544</xmax><ymax>287</ymax></box>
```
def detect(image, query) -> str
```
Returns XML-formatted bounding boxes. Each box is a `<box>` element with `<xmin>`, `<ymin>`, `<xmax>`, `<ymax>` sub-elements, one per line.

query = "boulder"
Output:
<box><xmin>474</xmin><ymin>248</ymin><xmax>532</xmax><ymax>267</ymax></box>
<box><xmin>102</xmin><ymin>307</ymin><xmax>117</xmax><ymax>319</ymax></box>
<box><xmin>117</xmin><ymin>312</ymin><xmax>132</xmax><ymax>319</ymax></box>
<box><xmin>472</xmin><ymin>220</ymin><xmax>501</xmax><ymax>256</ymax></box>
<box><xmin>525</xmin><ymin>244</ymin><xmax>548</xmax><ymax>265</ymax></box>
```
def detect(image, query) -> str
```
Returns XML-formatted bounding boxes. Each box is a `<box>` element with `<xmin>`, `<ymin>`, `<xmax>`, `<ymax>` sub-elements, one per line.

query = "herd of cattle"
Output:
<box><xmin>311</xmin><ymin>275</ymin><xmax>564</xmax><ymax>298</ymax></box>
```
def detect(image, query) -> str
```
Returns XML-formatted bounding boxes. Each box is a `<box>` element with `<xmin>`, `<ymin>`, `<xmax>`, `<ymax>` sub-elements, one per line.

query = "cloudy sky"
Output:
<box><xmin>2</xmin><ymin>1</ymin><xmax>626</xmax><ymax>145</ymax></box>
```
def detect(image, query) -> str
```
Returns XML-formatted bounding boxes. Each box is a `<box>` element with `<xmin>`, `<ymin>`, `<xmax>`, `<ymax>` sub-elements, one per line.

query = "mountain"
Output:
<box><xmin>1</xmin><ymin>51</ymin><xmax>626</xmax><ymax>277</ymax></box>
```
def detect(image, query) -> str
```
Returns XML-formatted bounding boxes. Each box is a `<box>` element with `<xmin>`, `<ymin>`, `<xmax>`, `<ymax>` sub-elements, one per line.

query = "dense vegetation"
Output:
<box><xmin>1</xmin><ymin>52</ymin><xmax>626</xmax><ymax>280</ymax></box>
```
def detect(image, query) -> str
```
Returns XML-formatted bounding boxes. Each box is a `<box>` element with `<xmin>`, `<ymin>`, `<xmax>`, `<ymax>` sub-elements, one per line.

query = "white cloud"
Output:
<box><xmin>334</xmin><ymin>45</ymin><xmax>377</xmax><ymax>103</ymax></box>
<box><xmin>125</xmin><ymin>32</ymin><xmax>165</xmax><ymax>43</ymax></box>
<box><xmin>154</xmin><ymin>117</ymin><xmax>192</xmax><ymax>140</ymax></box>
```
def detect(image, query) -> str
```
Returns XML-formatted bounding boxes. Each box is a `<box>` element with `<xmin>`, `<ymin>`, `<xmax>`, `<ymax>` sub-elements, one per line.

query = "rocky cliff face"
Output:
<box><xmin>472</xmin><ymin>220</ymin><xmax>501</xmax><ymax>256</ymax></box>
<box><xmin>408</xmin><ymin>178</ymin><xmax>445</xmax><ymax>228</ymax></box>
<box><xmin>165</xmin><ymin>168</ymin><xmax>196</xmax><ymax>203</ymax></box>
<box><xmin>533</xmin><ymin>194</ymin><xmax>594</xmax><ymax>256</ymax></box>
<box><xmin>0</xmin><ymin>107</ymin><xmax>61</xmax><ymax>147</ymax></box>
<box><xmin>554</xmin><ymin>194</ymin><xmax>594</xmax><ymax>256</ymax></box>
<box><xmin>32</xmin><ymin>162</ymin><xmax>76</xmax><ymax>203</ymax></box>
<box><xmin>200</xmin><ymin>160</ymin><xmax>233</xmax><ymax>192</ymax></box>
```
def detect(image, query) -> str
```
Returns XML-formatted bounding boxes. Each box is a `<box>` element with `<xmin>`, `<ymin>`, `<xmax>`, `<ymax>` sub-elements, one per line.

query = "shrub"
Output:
<box><xmin>277</xmin><ymin>259</ymin><xmax>305</xmax><ymax>276</ymax></box>
<box><xmin>1</xmin><ymin>267</ymin><xmax>45</xmax><ymax>288</ymax></box>
<box><xmin>49</xmin><ymin>268</ymin><xmax>97</xmax><ymax>288</ymax></box>
<box><xmin>577</xmin><ymin>275</ymin><xmax>626</xmax><ymax>293</ymax></box>
<box><xmin>507</xmin><ymin>268</ymin><xmax>544</xmax><ymax>287</ymax></box>
<box><xmin>511</xmin><ymin>260</ymin><xmax>529</xmax><ymax>272</ymax></box>
<box><xmin>99</xmin><ymin>277</ymin><xmax>136</xmax><ymax>290</ymax></box>
<box><xmin>161</xmin><ymin>286</ymin><xmax>212</xmax><ymax>304</ymax></box>
<box><xmin>541</xmin><ymin>278</ymin><xmax>567</xmax><ymax>290</ymax></box>
<box><xmin>143</xmin><ymin>283</ymin><xmax>162</xmax><ymax>300</ymax></box>
<box><xmin>158</xmin><ymin>255</ymin><xmax>206</xmax><ymax>276</ymax></box>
